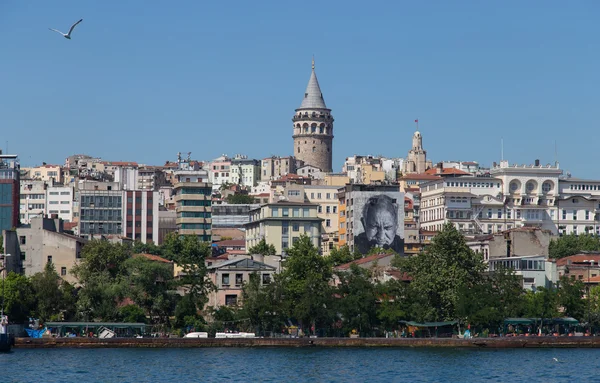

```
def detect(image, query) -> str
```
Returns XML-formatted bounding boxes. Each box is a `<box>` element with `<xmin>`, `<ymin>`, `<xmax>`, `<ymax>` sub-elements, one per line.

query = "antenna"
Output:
<box><xmin>554</xmin><ymin>140</ymin><xmax>558</xmax><ymax>165</ymax></box>
<box><xmin>501</xmin><ymin>137</ymin><xmax>504</xmax><ymax>161</ymax></box>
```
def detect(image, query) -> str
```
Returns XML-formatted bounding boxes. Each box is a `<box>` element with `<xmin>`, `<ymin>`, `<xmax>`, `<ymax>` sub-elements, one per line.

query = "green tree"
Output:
<box><xmin>1</xmin><ymin>272</ymin><xmax>35</xmax><ymax>323</ymax></box>
<box><xmin>124</xmin><ymin>256</ymin><xmax>176</xmax><ymax>327</ymax></box>
<box><xmin>522</xmin><ymin>287</ymin><xmax>559</xmax><ymax>320</ymax></box>
<box><xmin>397</xmin><ymin>222</ymin><xmax>486</xmax><ymax>322</ymax></box>
<box><xmin>279</xmin><ymin>235</ymin><xmax>333</xmax><ymax>335</ymax></box>
<box><xmin>248</xmin><ymin>239</ymin><xmax>276</xmax><ymax>256</ymax></box>
<box><xmin>327</xmin><ymin>245</ymin><xmax>362</xmax><ymax>267</ymax></box>
<box><xmin>239</xmin><ymin>272</ymin><xmax>285</xmax><ymax>335</ymax></box>
<box><xmin>549</xmin><ymin>234</ymin><xmax>600</xmax><ymax>259</ymax></box>
<box><xmin>161</xmin><ymin>234</ymin><xmax>215</xmax><ymax>312</ymax></box>
<box><xmin>30</xmin><ymin>263</ymin><xmax>76</xmax><ymax>321</ymax></box>
<box><xmin>557</xmin><ymin>275</ymin><xmax>585</xmax><ymax>321</ymax></box>
<box><xmin>132</xmin><ymin>240</ymin><xmax>162</xmax><ymax>256</ymax></box>
<box><xmin>0</xmin><ymin>234</ymin><xmax>3</xmax><ymax>253</ymax></box>
<box><xmin>118</xmin><ymin>304</ymin><xmax>147</xmax><ymax>323</ymax></box>
<box><xmin>226</xmin><ymin>194</ymin><xmax>255</xmax><ymax>204</ymax></box>
<box><xmin>72</xmin><ymin>241</ymin><xmax>130</xmax><ymax>321</ymax></box>
<box><xmin>335</xmin><ymin>264</ymin><xmax>379</xmax><ymax>336</ymax></box>
<box><xmin>376</xmin><ymin>279</ymin><xmax>410</xmax><ymax>332</ymax></box>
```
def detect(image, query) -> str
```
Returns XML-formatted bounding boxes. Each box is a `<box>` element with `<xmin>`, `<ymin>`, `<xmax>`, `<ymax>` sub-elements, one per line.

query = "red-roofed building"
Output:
<box><xmin>556</xmin><ymin>253</ymin><xmax>600</xmax><ymax>282</ymax></box>
<box><xmin>333</xmin><ymin>253</ymin><xmax>397</xmax><ymax>284</ymax></box>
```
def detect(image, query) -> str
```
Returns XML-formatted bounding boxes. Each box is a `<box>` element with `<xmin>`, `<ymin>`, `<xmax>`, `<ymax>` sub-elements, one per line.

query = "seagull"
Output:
<box><xmin>49</xmin><ymin>19</ymin><xmax>83</xmax><ymax>39</ymax></box>
<box><xmin>553</xmin><ymin>357</ymin><xmax>559</xmax><ymax>362</ymax></box>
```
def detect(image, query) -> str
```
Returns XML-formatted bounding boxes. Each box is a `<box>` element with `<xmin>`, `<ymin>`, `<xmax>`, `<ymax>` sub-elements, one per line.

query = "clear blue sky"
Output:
<box><xmin>1</xmin><ymin>1</ymin><xmax>598</xmax><ymax>178</ymax></box>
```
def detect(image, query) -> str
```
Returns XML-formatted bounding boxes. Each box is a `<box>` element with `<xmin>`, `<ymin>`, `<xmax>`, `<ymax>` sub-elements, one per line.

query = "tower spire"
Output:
<box><xmin>312</xmin><ymin>55</ymin><xmax>315</xmax><ymax>70</ymax></box>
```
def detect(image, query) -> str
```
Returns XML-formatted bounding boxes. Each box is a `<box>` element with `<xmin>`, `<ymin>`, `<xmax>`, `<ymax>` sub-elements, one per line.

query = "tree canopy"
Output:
<box><xmin>549</xmin><ymin>234</ymin><xmax>600</xmax><ymax>259</ymax></box>
<box><xmin>248</xmin><ymin>239</ymin><xmax>276</xmax><ymax>256</ymax></box>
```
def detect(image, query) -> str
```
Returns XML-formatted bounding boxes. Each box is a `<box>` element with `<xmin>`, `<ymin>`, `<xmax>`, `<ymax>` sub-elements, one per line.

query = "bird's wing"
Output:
<box><xmin>67</xmin><ymin>19</ymin><xmax>83</xmax><ymax>35</ymax></box>
<box><xmin>48</xmin><ymin>28</ymin><xmax>65</xmax><ymax>35</ymax></box>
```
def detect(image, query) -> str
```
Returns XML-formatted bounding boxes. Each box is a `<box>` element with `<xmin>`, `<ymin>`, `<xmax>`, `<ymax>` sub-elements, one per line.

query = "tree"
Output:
<box><xmin>248</xmin><ymin>239</ymin><xmax>276</xmax><ymax>256</ymax></box>
<box><xmin>327</xmin><ymin>246</ymin><xmax>362</xmax><ymax>267</ymax></box>
<box><xmin>132</xmin><ymin>240</ymin><xmax>162</xmax><ymax>256</ymax></box>
<box><xmin>377</xmin><ymin>279</ymin><xmax>410</xmax><ymax>332</ymax></box>
<box><xmin>335</xmin><ymin>264</ymin><xmax>379</xmax><ymax>336</ymax></box>
<box><xmin>71</xmin><ymin>241</ymin><xmax>131</xmax><ymax>321</ymax></box>
<box><xmin>161</xmin><ymin>234</ymin><xmax>215</xmax><ymax>312</ymax></box>
<box><xmin>118</xmin><ymin>304</ymin><xmax>147</xmax><ymax>323</ymax></box>
<box><xmin>549</xmin><ymin>234</ymin><xmax>600</xmax><ymax>259</ymax></box>
<box><xmin>279</xmin><ymin>235</ymin><xmax>333</xmax><ymax>335</ymax></box>
<box><xmin>226</xmin><ymin>194</ymin><xmax>255</xmax><ymax>204</ymax></box>
<box><xmin>557</xmin><ymin>275</ymin><xmax>585</xmax><ymax>321</ymax></box>
<box><xmin>522</xmin><ymin>287</ymin><xmax>559</xmax><ymax>321</ymax></box>
<box><xmin>239</xmin><ymin>272</ymin><xmax>285</xmax><ymax>335</ymax></box>
<box><xmin>0</xmin><ymin>234</ymin><xmax>3</xmax><ymax>253</ymax></box>
<box><xmin>1</xmin><ymin>272</ymin><xmax>35</xmax><ymax>323</ymax></box>
<box><xmin>30</xmin><ymin>263</ymin><xmax>76</xmax><ymax>322</ymax></box>
<box><xmin>124</xmin><ymin>256</ymin><xmax>176</xmax><ymax>327</ymax></box>
<box><xmin>397</xmin><ymin>222</ymin><xmax>486</xmax><ymax>322</ymax></box>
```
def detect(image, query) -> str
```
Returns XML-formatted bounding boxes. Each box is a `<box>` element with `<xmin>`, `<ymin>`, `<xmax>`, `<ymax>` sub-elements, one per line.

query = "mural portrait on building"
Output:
<box><xmin>353</xmin><ymin>192</ymin><xmax>404</xmax><ymax>254</ymax></box>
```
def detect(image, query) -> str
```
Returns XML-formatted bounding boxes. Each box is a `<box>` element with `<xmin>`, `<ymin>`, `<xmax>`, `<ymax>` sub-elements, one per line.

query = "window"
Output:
<box><xmin>60</xmin><ymin>201</ymin><xmax>69</xmax><ymax>204</ymax></box>
<box><xmin>49</xmin><ymin>191</ymin><xmax>59</xmax><ymax>195</ymax></box>
<box><xmin>225</xmin><ymin>295</ymin><xmax>237</xmax><ymax>306</ymax></box>
<box><xmin>542</xmin><ymin>182</ymin><xmax>552</xmax><ymax>193</ymax></box>
<box><xmin>317</xmin><ymin>193</ymin><xmax>322</xmax><ymax>199</ymax></box>
<box><xmin>497</xmin><ymin>209</ymin><xmax>502</xmax><ymax>219</ymax></box>
<box><xmin>326</xmin><ymin>193</ymin><xmax>331</xmax><ymax>199</ymax></box>
<box><xmin>293</xmin><ymin>223</ymin><xmax>300</xmax><ymax>232</ymax></box>
<box><xmin>326</xmin><ymin>206</ymin><xmax>331</xmax><ymax>214</ymax></box>
<box><xmin>47</xmin><ymin>255</ymin><xmax>52</xmax><ymax>264</ymax></box>
<box><xmin>326</xmin><ymin>219</ymin><xmax>331</xmax><ymax>227</ymax></box>
<box><xmin>303</xmin><ymin>208</ymin><xmax>310</xmax><ymax>217</ymax></box>
<box><xmin>562</xmin><ymin>209</ymin><xmax>567</xmax><ymax>220</ymax></box>
<box><xmin>19</xmin><ymin>236</ymin><xmax>26</xmax><ymax>245</ymax></box>
<box><xmin>20</xmin><ymin>252</ymin><xmax>26</xmax><ymax>261</ymax></box>
<box><xmin>293</xmin><ymin>208</ymin><xmax>300</xmax><ymax>217</ymax></box>
<box><xmin>526</xmin><ymin>182</ymin><xmax>536</xmax><ymax>192</ymax></box>
<box><xmin>333</xmin><ymin>206</ymin><xmax>337</xmax><ymax>214</ymax></box>
<box><xmin>235</xmin><ymin>274</ymin><xmax>243</xmax><ymax>285</ymax></box>
<box><xmin>510</xmin><ymin>182</ymin><xmax>519</xmax><ymax>192</ymax></box>
<box><xmin>586</xmin><ymin>210</ymin><xmax>590</xmax><ymax>220</ymax></box>
<box><xmin>262</xmin><ymin>274</ymin><xmax>271</xmax><ymax>284</ymax></box>
<box><xmin>222</xmin><ymin>274</ymin><xmax>230</xmax><ymax>285</ymax></box>
<box><xmin>573</xmin><ymin>210</ymin><xmax>577</xmax><ymax>220</ymax></box>
<box><xmin>318</xmin><ymin>206</ymin><xmax>322</xmax><ymax>213</ymax></box>
<box><xmin>61</xmin><ymin>267</ymin><xmax>67</xmax><ymax>276</ymax></box>
<box><xmin>272</xmin><ymin>208</ymin><xmax>279</xmax><ymax>217</ymax></box>
<box><xmin>282</xmin><ymin>208</ymin><xmax>289</xmax><ymax>217</ymax></box>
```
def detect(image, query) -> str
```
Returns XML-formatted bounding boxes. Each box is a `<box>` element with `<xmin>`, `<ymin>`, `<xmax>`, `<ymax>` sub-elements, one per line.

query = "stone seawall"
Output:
<box><xmin>14</xmin><ymin>337</ymin><xmax>600</xmax><ymax>349</ymax></box>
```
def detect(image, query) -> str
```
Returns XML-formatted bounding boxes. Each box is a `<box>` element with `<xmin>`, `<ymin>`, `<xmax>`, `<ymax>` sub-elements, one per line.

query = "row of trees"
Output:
<box><xmin>4</xmin><ymin>224</ymin><xmax>600</xmax><ymax>336</ymax></box>
<box><xmin>235</xmin><ymin>224</ymin><xmax>600</xmax><ymax>336</ymax></box>
<box><xmin>549</xmin><ymin>233</ymin><xmax>600</xmax><ymax>259</ymax></box>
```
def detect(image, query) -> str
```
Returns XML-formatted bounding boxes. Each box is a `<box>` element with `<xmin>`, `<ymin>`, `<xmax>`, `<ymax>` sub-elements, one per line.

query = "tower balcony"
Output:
<box><xmin>292</xmin><ymin>114</ymin><xmax>334</xmax><ymax>123</ymax></box>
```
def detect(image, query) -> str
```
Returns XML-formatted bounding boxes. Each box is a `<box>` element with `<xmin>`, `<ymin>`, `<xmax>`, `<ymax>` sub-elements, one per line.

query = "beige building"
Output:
<box><xmin>206</xmin><ymin>257</ymin><xmax>276</xmax><ymax>308</ymax></box>
<box><xmin>304</xmin><ymin>185</ymin><xmax>340</xmax><ymax>255</ymax></box>
<box><xmin>21</xmin><ymin>164</ymin><xmax>64</xmax><ymax>184</ymax></box>
<box><xmin>3</xmin><ymin>216</ymin><xmax>86</xmax><ymax>283</ymax></box>
<box><xmin>245</xmin><ymin>201</ymin><xmax>322</xmax><ymax>256</ymax></box>
<box><xmin>260</xmin><ymin>156</ymin><xmax>300</xmax><ymax>182</ymax></box>
<box><xmin>467</xmin><ymin>227</ymin><xmax>551</xmax><ymax>262</ymax></box>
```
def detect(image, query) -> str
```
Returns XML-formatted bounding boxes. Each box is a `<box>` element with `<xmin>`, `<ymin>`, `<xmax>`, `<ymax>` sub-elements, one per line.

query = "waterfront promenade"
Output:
<box><xmin>14</xmin><ymin>336</ymin><xmax>600</xmax><ymax>349</ymax></box>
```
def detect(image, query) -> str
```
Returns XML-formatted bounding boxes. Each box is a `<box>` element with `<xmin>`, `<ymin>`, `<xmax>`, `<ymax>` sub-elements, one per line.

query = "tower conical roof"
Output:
<box><xmin>298</xmin><ymin>60</ymin><xmax>327</xmax><ymax>110</ymax></box>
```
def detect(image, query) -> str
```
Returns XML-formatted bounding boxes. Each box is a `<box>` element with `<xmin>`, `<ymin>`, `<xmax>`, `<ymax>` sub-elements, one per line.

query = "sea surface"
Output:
<box><xmin>0</xmin><ymin>347</ymin><xmax>593</xmax><ymax>382</ymax></box>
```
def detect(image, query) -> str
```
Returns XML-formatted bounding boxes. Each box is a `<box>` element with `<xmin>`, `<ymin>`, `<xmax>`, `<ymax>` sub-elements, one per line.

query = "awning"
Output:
<box><xmin>399</xmin><ymin>320</ymin><xmax>458</xmax><ymax>328</ymax></box>
<box><xmin>503</xmin><ymin>318</ymin><xmax>533</xmax><ymax>325</ymax></box>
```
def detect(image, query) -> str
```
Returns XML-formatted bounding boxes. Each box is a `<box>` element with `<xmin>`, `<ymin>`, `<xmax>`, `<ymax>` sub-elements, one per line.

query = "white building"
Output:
<box><xmin>488</xmin><ymin>254</ymin><xmax>557</xmax><ymax>291</ymax></box>
<box><xmin>114</xmin><ymin>166</ymin><xmax>138</xmax><ymax>191</ymax></box>
<box><xmin>230</xmin><ymin>155</ymin><xmax>260</xmax><ymax>188</ymax></box>
<box><xmin>556</xmin><ymin>177</ymin><xmax>600</xmax><ymax>235</ymax></box>
<box><xmin>420</xmin><ymin>159</ymin><xmax>563</xmax><ymax>235</ymax></box>
<box><xmin>46</xmin><ymin>184</ymin><xmax>74</xmax><ymax>222</ymax></box>
<box><xmin>19</xmin><ymin>180</ymin><xmax>47</xmax><ymax>224</ymax></box>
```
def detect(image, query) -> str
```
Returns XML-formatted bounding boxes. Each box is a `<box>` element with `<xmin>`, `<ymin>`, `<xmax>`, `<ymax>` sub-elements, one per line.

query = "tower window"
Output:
<box><xmin>327</xmin><ymin>147</ymin><xmax>330</xmax><ymax>153</ymax></box>
<box><xmin>312</xmin><ymin>147</ymin><xmax>316</xmax><ymax>152</ymax></box>
<box><xmin>298</xmin><ymin>147</ymin><xmax>300</xmax><ymax>153</ymax></box>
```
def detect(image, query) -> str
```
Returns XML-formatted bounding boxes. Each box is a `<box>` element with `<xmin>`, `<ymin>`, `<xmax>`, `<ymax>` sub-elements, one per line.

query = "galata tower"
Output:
<box><xmin>292</xmin><ymin>59</ymin><xmax>334</xmax><ymax>173</ymax></box>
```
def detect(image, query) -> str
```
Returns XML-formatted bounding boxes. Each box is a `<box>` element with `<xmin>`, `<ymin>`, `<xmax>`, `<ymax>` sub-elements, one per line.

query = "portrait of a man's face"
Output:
<box><xmin>354</xmin><ymin>193</ymin><xmax>404</xmax><ymax>255</ymax></box>
<box><xmin>362</xmin><ymin>196</ymin><xmax>398</xmax><ymax>247</ymax></box>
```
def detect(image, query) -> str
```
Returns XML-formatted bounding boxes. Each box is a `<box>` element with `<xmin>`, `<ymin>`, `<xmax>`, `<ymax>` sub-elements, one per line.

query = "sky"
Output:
<box><xmin>1</xmin><ymin>1</ymin><xmax>599</xmax><ymax>178</ymax></box>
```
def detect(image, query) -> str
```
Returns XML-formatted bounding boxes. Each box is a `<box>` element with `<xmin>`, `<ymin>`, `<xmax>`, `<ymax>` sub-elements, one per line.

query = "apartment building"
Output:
<box><xmin>19</xmin><ymin>179</ymin><xmax>47</xmax><ymax>224</ymax></box>
<box><xmin>230</xmin><ymin>155</ymin><xmax>260</xmax><ymax>188</ymax></box>
<box><xmin>46</xmin><ymin>184</ymin><xmax>74</xmax><ymax>222</ymax></box>
<box><xmin>304</xmin><ymin>185</ymin><xmax>340</xmax><ymax>255</ymax></box>
<box><xmin>245</xmin><ymin>201</ymin><xmax>322</xmax><ymax>256</ymax></box>
<box><xmin>0</xmin><ymin>154</ymin><xmax>20</xmax><ymax>232</ymax></box>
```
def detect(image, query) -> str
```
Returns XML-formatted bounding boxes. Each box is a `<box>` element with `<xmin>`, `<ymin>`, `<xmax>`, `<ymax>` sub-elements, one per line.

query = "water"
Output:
<box><xmin>0</xmin><ymin>347</ymin><xmax>593</xmax><ymax>382</ymax></box>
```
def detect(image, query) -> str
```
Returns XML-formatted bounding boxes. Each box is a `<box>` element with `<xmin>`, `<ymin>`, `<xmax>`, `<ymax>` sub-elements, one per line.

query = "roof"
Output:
<box><xmin>400</xmin><ymin>174</ymin><xmax>442</xmax><ymax>181</ymax></box>
<box><xmin>335</xmin><ymin>253</ymin><xmax>395</xmax><ymax>271</ymax></box>
<box><xmin>556</xmin><ymin>254</ymin><xmax>600</xmax><ymax>267</ymax></box>
<box><xmin>298</xmin><ymin>65</ymin><xmax>327</xmax><ymax>110</ymax></box>
<box><xmin>424</xmin><ymin>168</ymin><xmax>470</xmax><ymax>176</ymax></box>
<box><xmin>63</xmin><ymin>222</ymin><xmax>78</xmax><ymax>231</ymax></box>
<box><xmin>212</xmin><ymin>228</ymin><xmax>246</xmax><ymax>240</ymax></box>
<box><xmin>133</xmin><ymin>253</ymin><xmax>173</xmax><ymax>264</ymax></box>
<box><xmin>102</xmin><ymin>161</ymin><xmax>139</xmax><ymax>167</ymax></box>
<box><xmin>207</xmin><ymin>257</ymin><xmax>276</xmax><ymax>271</ymax></box>
<box><xmin>215</xmin><ymin>239</ymin><xmax>246</xmax><ymax>247</ymax></box>
<box><xmin>384</xmin><ymin>270</ymin><xmax>412</xmax><ymax>281</ymax></box>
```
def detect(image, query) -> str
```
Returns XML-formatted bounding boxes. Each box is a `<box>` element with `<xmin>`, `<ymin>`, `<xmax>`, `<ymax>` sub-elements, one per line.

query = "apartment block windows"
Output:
<box><xmin>573</xmin><ymin>210</ymin><xmax>577</xmax><ymax>220</ymax></box>
<box><xmin>586</xmin><ymin>210</ymin><xmax>590</xmax><ymax>220</ymax></box>
<box><xmin>562</xmin><ymin>210</ymin><xmax>567</xmax><ymax>220</ymax></box>
<box><xmin>222</xmin><ymin>273</ymin><xmax>230</xmax><ymax>286</ymax></box>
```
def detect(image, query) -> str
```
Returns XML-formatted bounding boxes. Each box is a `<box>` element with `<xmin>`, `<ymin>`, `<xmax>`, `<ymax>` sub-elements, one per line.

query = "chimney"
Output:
<box><xmin>436</xmin><ymin>162</ymin><xmax>443</xmax><ymax>175</ymax></box>
<box><xmin>534</xmin><ymin>159</ymin><xmax>540</xmax><ymax>166</ymax></box>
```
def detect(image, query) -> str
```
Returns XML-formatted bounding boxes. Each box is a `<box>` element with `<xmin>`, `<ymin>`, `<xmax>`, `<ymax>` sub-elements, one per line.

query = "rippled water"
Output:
<box><xmin>1</xmin><ymin>347</ymin><xmax>593</xmax><ymax>382</ymax></box>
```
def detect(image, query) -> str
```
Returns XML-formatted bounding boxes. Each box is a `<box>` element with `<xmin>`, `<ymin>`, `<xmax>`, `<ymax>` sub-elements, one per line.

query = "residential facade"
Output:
<box><xmin>230</xmin><ymin>155</ymin><xmax>260</xmax><ymax>188</ymax></box>
<box><xmin>304</xmin><ymin>185</ymin><xmax>340</xmax><ymax>255</ymax></box>
<box><xmin>245</xmin><ymin>201</ymin><xmax>322</xmax><ymax>256</ymax></box>
<box><xmin>19</xmin><ymin>179</ymin><xmax>47</xmax><ymax>225</ymax></box>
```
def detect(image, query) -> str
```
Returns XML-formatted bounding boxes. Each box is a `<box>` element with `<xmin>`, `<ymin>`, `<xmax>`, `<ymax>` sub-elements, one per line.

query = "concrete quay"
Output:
<box><xmin>14</xmin><ymin>336</ymin><xmax>600</xmax><ymax>349</ymax></box>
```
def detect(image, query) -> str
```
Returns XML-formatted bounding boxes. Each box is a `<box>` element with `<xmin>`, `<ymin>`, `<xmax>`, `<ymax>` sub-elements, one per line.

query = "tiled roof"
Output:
<box><xmin>400</xmin><ymin>174</ymin><xmax>441</xmax><ymax>180</ymax></box>
<box><xmin>556</xmin><ymin>254</ymin><xmax>600</xmax><ymax>267</ymax></box>
<box><xmin>215</xmin><ymin>239</ymin><xmax>246</xmax><ymax>247</ymax></box>
<box><xmin>133</xmin><ymin>253</ymin><xmax>173</xmax><ymax>264</ymax></box>
<box><xmin>424</xmin><ymin>168</ymin><xmax>471</xmax><ymax>176</ymax></box>
<box><xmin>335</xmin><ymin>253</ymin><xmax>394</xmax><ymax>271</ymax></box>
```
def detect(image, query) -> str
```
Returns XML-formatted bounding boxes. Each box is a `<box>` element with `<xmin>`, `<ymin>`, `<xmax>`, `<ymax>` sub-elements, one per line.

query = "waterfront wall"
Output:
<box><xmin>14</xmin><ymin>337</ymin><xmax>600</xmax><ymax>349</ymax></box>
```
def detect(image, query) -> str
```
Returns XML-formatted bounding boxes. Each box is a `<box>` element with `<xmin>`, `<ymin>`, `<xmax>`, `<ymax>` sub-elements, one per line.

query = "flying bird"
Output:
<box><xmin>49</xmin><ymin>19</ymin><xmax>83</xmax><ymax>39</ymax></box>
